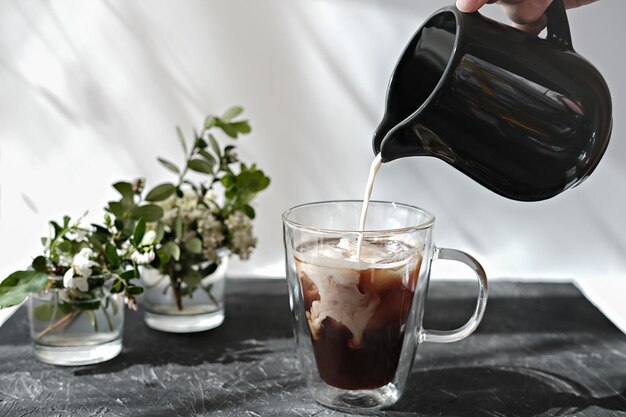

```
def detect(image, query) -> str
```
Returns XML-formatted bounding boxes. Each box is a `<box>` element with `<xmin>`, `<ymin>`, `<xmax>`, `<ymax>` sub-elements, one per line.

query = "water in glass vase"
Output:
<box><xmin>28</xmin><ymin>287</ymin><xmax>124</xmax><ymax>366</ymax></box>
<box><xmin>141</xmin><ymin>252</ymin><xmax>228</xmax><ymax>333</ymax></box>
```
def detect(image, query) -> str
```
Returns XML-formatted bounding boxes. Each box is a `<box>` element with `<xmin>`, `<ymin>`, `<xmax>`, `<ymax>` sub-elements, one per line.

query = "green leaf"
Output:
<box><xmin>251</xmin><ymin>171</ymin><xmax>271</xmax><ymax>192</ymax></box>
<box><xmin>188</xmin><ymin>159</ymin><xmax>213</xmax><ymax>174</ymax></box>
<box><xmin>198</xmin><ymin>149</ymin><xmax>217</xmax><ymax>167</ymax></box>
<box><xmin>92</xmin><ymin>224</ymin><xmax>112</xmax><ymax>239</ymax></box>
<box><xmin>76</xmin><ymin>300</ymin><xmax>101</xmax><ymax>311</ymax></box>
<box><xmin>32</xmin><ymin>256</ymin><xmax>48</xmax><ymax>273</ymax></box>
<box><xmin>221</xmin><ymin>173</ymin><xmax>236</xmax><ymax>188</ymax></box>
<box><xmin>57</xmin><ymin>241</ymin><xmax>72</xmax><ymax>254</ymax></box>
<box><xmin>184</xmin><ymin>237</ymin><xmax>203</xmax><ymax>254</ymax></box>
<box><xmin>127</xmin><ymin>285</ymin><xmax>143</xmax><ymax>295</ymax></box>
<box><xmin>110</xmin><ymin>280</ymin><xmax>124</xmax><ymax>293</ymax></box>
<box><xmin>183</xmin><ymin>270</ymin><xmax>203</xmax><ymax>291</ymax></box>
<box><xmin>157</xmin><ymin>157</ymin><xmax>181</xmax><ymax>174</ymax></box>
<box><xmin>133</xmin><ymin>218</ymin><xmax>146</xmax><ymax>247</ymax></box>
<box><xmin>131</xmin><ymin>205</ymin><xmax>164</xmax><ymax>222</ymax></box>
<box><xmin>119</xmin><ymin>270</ymin><xmax>138</xmax><ymax>280</ymax></box>
<box><xmin>107</xmin><ymin>201</ymin><xmax>125</xmax><ymax>218</ymax></box>
<box><xmin>205</xmin><ymin>116</ymin><xmax>217</xmax><ymax>129</ymax></box>
<box><xmin>230</xmin><ymin>121</ymin><xmax>251</xmax><ymax>134</ymax></box>
<box><xmin>219</xmin><ymin>122</ymin><xmax>239</xmax><ymax>138</ymax></box>
<box><xmin>145</xmin><ymin>183</ymin><xmax>176</xmax><ymax>202</ymax></box>
<box><xmin>162</xmin><ymin>242</ymin><xmax>181</xmax><ymax>262</ymax></box>
<box><xmin>222</xmin><ymin>106</ymin><xmax>243</xmax><ymax>121</ymax></box>
<box><xmin>88</xmin><ymin>235</ymin><xmax>104</xmax><ymax>253</ymax></box>
<box><xmin>224</xmin><ymin>145</ymin><xmax>237</xmax><ymax>162</ymax></box>
<box><xmin>113</xmin><ymin>182</ymin><xmax>134</xmax><ymax>199</ymax></box>
<box><xmin>0</xmin><ymin>271</ymin><xmax>49</xmax><ymax>308</ymax></box>
<box><xmin>157</xmin><ymin>248</ymin><xmax>170</xmax><ymax>265</ymax></box>
<box><xmin>155</xmin><ymin>222</ymin><xmax>165</xmax><ymax>242</ymax></box>
<box><xmin>114</xmin><ymin>219</ymin><xmax>125</xmax><ymax>233</ymax></box>
<box><xmin>208</xmin><ymin>134</ymin><xmax>222</xmax><ymax>159</ymax></box>
<box><xmin>195</xmin><ymin>138</ymin><xmax>208</xmax><ymax>149</ymax></box>
<box><xmin>50</xmin><ymin>221</ymin><xmax>62</xmax><ymax>237</ymax></box>
<box><xmin>176</xmin><ymin>126</ymin><xmax>188</xmax><ymax>156</ymax></box>
<box><xmin>105</xmin><ymin>244</ymin><xmax>121</xmax><ymax>266</ymax></box>
<box><xmin>174</xmin><ymin>217</ymin><xmax>184</xmax><ymax>240</ymax></box>
<box><xmin>243</xmin><ymin>204</ymin><xmax>256</xmax><ymax>220</ymax></box>
<box><xmin>199</xmin><ymin>262</ymin><xmax>218</xmax><ymax>277</ymax></box>
<box><xmin>218</xmin><ymin>121</ymin><xmax>251</xmax><ymax>138</ymax></box>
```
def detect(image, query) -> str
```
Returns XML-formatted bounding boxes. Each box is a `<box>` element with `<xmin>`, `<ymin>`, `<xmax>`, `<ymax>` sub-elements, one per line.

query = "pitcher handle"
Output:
<box><xmin>545</xmin><ymin>0</ymin><xmax>573</xmax><ymax>50</ymax></box>
<box><xmin>421</xmin><ymin>247</ymin><xmax>488</xmax><ymax>343</ymax></box>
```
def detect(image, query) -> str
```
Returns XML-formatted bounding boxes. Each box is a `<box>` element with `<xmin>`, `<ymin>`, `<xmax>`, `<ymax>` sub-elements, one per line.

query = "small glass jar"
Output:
<box><xmin>142</xmin><ymin>250</ymin><xmax>228</xmax><ymax>333</ymax></box>
<box><xmin>28</xmin><ymin>281</ymin><xmax>124</xmax><ymax>366</ymax></box>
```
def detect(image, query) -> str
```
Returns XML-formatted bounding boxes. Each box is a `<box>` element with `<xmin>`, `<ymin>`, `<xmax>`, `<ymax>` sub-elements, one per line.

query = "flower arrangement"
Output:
<box><xmin>109</xmin><ymin>106</ymin><xmax>270</xmax><ymax>311</ymax></box>
<box><xmin>0</xmin><ymin>211</ymin><xmax>149</xmax><ymax>335</ymax></box>
<box><xmin>0</xmin><ymin>106</ymin><xmax>267</xmax><ymax>319</ymax></box>
<box><xmin>0</xmin><ymin>105</ymin><xmax>269</xmax><ymax>359</ymax></box>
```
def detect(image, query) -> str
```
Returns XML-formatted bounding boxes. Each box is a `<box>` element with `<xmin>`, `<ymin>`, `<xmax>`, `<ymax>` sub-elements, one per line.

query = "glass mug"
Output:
<box><xmin>282</xmin><ymin>201</ymin><xmax>488</xmax><ymax>412</ymax></box>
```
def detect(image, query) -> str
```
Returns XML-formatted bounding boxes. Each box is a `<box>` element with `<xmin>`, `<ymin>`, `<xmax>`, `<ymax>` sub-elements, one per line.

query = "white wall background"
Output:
<box><xmin>0</xmin><ymin>0</ymin><xmax>624</xmax><ymax>324</ymax></box>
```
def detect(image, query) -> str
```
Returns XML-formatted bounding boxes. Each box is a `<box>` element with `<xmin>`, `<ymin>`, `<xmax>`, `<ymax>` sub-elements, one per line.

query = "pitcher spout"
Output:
<box><xmin>375</xmin><ymin>118</ymin><xmax>454</xmax><ymax>163</ymax></box>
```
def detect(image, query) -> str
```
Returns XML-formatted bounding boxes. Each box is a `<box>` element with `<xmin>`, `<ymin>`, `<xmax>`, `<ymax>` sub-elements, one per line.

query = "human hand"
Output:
<box><xmin>455</xmin><ymin>0</ymin><xmax>598</xmax><ymax>35</ymax></box>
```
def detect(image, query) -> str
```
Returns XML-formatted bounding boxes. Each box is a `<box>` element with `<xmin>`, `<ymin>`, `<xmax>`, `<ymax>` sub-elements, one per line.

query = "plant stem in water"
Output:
<box><xmin>102</xmin><ymin>304</ymin><xmax>114</xmax><ymax>332</ymax></box>
<box><xmin>85</xmin><ymin>310</ymin><xmax>98</xmax><ymax>332</ymax></box>
<box><xmin>169</xmin><ymin>264</ymin><xmax>183</xmax><ymax>311</ymax></box>
<box><xmin>203</xmin><ymin>285</ymin><xmax>220</xmax><ymax>308</ymax></box>
<box><xmin>36</xmin><ymin>310</ymin><xmax>81</xmax><ymax>340</ymax></box>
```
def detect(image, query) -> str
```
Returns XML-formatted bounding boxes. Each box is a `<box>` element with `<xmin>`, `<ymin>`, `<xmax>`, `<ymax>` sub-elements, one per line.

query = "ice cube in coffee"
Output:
<box><xmin>295</xmin><ymin>237</ymin><xmax>421</xmax><ymax>390</ymax></box>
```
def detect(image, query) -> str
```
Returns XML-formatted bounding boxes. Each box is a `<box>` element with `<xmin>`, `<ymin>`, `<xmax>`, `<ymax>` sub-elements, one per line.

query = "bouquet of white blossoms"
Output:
<box><xmin>108</xmin><ymin>107</ymin><xmax>270</xmax><ymax>310</ymax></box>
<box><xmin>0</xmin><ymin>212</ymin><xmax>151</xmax><ymax>336</ymax></box>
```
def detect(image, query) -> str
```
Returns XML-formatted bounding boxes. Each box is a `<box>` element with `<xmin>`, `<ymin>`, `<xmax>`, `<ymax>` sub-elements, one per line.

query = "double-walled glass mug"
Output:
<box><xmin>282</xmin><ymin>201</ymin><xmax>488</xmax><ymax>412</ymax></box>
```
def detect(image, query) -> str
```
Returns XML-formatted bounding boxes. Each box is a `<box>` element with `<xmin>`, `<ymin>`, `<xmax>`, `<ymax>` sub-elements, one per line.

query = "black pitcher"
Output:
<box><xmin>373</xmin><ymin>0</ymin><xmax>612</xmax><ymax>201</ymax></box>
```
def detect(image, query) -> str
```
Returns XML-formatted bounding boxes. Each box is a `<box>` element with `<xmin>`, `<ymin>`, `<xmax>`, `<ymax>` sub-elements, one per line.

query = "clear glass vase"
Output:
<box><xmin>28</xmin><ymin>285</ymin><xmax>124</xmax><ymax>366</ymax></box>
<box><xmin>142</xmin><ymin>252</ymin><xmax>228</xmax><ymax>333</ymax></box>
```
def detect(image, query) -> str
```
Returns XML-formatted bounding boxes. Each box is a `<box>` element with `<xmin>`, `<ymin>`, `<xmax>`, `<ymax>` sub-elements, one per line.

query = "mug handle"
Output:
<box><xmin>545</xmin><ymin>0</ymin><xmax>573</xmax><ymax>50</ymax></box>
<box><xmin>421</xmin><ymin>247</ymin><xmax>488</xmax><ymax>343</ymax></box>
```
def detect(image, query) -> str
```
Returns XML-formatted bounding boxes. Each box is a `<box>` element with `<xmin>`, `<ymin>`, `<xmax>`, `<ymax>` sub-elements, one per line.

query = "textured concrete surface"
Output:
<box><xmin>0</xmin><ymin>279</ymin><xmax>625</xmax><ymax>416</ymax></box>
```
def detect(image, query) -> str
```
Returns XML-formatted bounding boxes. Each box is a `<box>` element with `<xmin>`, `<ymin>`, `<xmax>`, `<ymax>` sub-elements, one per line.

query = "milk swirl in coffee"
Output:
<box><xmin>295</xmin><ymin>154</ymin><xmax>423</xmax><ymax>390</ymax></box>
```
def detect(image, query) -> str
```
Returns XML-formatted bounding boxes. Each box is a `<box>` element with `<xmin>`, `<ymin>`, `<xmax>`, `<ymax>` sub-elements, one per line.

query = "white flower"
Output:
<box><xmin>131</xmin><ymin>250</ymin><xmax>155</xmax><ymax>265</ymax></box>
<box><xmin>179</xmin><ymin>190</ymin><xmax>198</xmax><ymax>212</ymax></box>
<box><xmin>63</xmin><ymin>268</ymin><xmax>89</xmax><ymax>292</ymax></box>
<box><xmin>202</xmin><ymin>190</ymin><xmax>217</xmax><ymax>205</ymax></box>
<box><xmin>57</xmin><ymin>253</ymin><xmax>73</xmax><ymax>267</ymax></box>
<box><xmin>162</xmin><ymin>208</ymin><xmax>177</xmax><ymax>227</ymax></box>
<box><xmin>225</xmin><ymin>211</ymin><xmax>256</xmax><ymax>260</ymax></box>
<box><xmin>141</xmin><ymin>230</ymin><xmax>157</xmax><ymax>246</ymax></box>
<box><xmin>197</xmin><ymin>213</ymin><xmax>225</xmax><ymax>262</ymax></box>
<box><xmin>72</xmin><ymin>248</ymin><xmax>97</xmax><ymax>278</ymax></box>
<box><xmin>67</xmin><ymin>228</ymin><xmax>88</xmax><ymax>241</ymax></box>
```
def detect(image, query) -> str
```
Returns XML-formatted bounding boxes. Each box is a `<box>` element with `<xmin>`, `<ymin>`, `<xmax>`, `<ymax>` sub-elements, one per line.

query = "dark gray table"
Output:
<box><xmin>1</xmin><ymin>279</ymin><xmax>625</xmax><ymax>417</ymax></box>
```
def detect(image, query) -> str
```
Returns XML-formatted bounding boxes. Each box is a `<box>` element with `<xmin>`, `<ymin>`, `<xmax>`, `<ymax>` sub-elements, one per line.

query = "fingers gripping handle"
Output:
<box><xmin>422</xmin><ymin>247</ymin><xmax>489</xmax><ymax>344</ymax></box>
<box><xmin>545</xmin><ymin>0</ymin><xmax>573</xmax><ymax>50</ymax></box>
